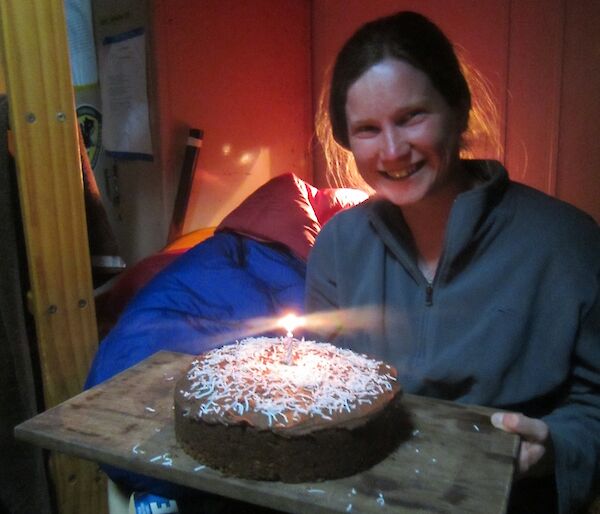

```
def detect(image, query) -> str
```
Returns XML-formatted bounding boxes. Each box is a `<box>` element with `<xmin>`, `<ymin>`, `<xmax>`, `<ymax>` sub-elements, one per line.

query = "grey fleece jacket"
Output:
<box><xmin>306</xmin><ymin>160</ymin><xmax>600</xmax><ymax>513</ymax></box>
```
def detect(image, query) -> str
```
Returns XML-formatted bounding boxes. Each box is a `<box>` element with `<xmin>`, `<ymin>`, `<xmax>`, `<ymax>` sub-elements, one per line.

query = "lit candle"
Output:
<box><xmin>277</xmin><ymin>313</ymin><xmax>303</xmax><ymax>365</ymax></box>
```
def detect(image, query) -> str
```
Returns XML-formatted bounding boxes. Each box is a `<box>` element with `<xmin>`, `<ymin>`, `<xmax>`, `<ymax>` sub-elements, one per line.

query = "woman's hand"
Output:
<box><xmin>491</xmin><ymin>412</ymin><xmax>554</xmax><ymax>477</ymax></box>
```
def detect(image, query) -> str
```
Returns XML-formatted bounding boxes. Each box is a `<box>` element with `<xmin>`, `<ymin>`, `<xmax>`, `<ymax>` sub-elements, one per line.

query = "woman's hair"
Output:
<box><xmin>330</xmin><ymin>11</ymin><xmax>471</xmax><ymax>149</ymax></box>
<box><xmin>317</xmin><ymin>11</ymin><xmax>500</xmax><ymax>190</ymax></box>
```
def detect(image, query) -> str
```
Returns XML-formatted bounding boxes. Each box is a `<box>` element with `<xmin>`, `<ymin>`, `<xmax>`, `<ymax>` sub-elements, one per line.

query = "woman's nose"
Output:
<box><xmin>380</xmin><ymin>128</ymin><xmax>409</xmax><ymax>162</ymax></box>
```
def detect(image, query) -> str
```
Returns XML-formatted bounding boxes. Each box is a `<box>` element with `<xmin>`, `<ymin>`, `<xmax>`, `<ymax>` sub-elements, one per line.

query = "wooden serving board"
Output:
<box><xmin>15</xmin><ymin>351</ymin><xmax>518</xmax><ymax>514</ymax></box>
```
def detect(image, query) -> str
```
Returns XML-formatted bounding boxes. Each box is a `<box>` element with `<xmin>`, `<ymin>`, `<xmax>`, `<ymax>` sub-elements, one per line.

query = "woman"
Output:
<box><xmin>306</xmin><ymin>11</ymin><xmax>600</xmax><ymax>514</ymax></box>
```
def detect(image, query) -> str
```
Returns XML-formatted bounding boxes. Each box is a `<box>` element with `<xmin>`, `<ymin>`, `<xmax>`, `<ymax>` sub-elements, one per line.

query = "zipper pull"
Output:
<box><xmin>425</xmin><ymin>284</ymin><xmax>433</xmax><ymax>306</ymax></box>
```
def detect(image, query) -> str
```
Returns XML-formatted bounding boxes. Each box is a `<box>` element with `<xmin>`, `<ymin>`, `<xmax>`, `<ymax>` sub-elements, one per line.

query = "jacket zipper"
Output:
<box><xmin>425</xmin><ymin>283</ymin><xmax>434</xmax><ymax>306</ymax></box>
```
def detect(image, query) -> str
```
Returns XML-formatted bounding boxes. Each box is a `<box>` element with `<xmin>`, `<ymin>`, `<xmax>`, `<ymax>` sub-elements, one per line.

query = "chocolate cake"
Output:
<box><xmin>174</xmin><ymin>337</ymin><xmax>405</xmax><ymax>482</ymax></box>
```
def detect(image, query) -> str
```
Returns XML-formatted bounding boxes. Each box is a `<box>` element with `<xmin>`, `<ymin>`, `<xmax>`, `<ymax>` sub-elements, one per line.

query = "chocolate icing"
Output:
<box><xmin>174</xmin><ymin>337</ymin><xmax>405</xmax><ymax>481</ymax></box>
<box><xmin>175</xmin><ymin>337</ymin><xmax>400</xmax><ymax>436</ymax></box>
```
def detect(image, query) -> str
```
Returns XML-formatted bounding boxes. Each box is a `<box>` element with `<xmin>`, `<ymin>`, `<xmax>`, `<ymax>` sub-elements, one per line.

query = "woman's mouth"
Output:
<box><xmin>379</xmin><ymin>161</ymin><xmax>424</xmax><ymax>180</ymax></box>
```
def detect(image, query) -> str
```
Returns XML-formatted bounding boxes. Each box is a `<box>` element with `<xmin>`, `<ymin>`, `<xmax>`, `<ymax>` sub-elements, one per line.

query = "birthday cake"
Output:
<box><xmin>174</xmin><ymin>336</ymin><xmax>405</xmax><ymax>482</ymax></box>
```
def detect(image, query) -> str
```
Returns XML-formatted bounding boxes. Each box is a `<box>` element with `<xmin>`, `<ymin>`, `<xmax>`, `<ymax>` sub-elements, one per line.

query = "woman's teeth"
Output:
<box><xmin>381</xmin><ymin>165</ymin><xmax>415</xmax><ymax>179</ymax></box>
<box><xmin>387</xmin><ymin>169</ymin><xmax>410</xmax><ymax>178</ymax></box>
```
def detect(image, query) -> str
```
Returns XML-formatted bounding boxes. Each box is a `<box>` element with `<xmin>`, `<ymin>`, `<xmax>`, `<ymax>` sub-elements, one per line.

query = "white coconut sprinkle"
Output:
<box><xmin>193</xmin><ymin>465</ymin><xmax>206</xmax><ymax>472</ymax></box>
<box><xmin>307</xmin><ymin>488</ymin><xmax>325</xmax><ymax>494</ymax></box>
<box><xmin>145</xmin><ymin>406</ymin><xmax>156</xmax><ymax>413</ymax></box>
<box><xmin>346</xmin><ymin>504</ymin><xmax>353</xmax><ymax>512</ymax></box>
<box><xmin>376</xmin><ymin>492</ymin><xmax>385</xmax><ymax>507</ymax></box>
<box><xmin>132</xmin><ymin>444</ymin><xmax>145</xmax><ymax>455</ymax></box>
<box><xmin>180</xmin><ymin>337</ymin><xmax>397</xmax><ymax>428</ymax></box>
<box><xmin>150</xmin><ymin>452</ymin><xmax>172</xmax><ymax>465</ymax></box>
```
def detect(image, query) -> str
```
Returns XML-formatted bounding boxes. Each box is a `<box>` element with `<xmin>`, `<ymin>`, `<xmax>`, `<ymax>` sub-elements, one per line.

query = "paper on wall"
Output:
<box><xmin>66</xmin><ymin>0</ymin><xmax>98</xmax><ymax>87</ymax></box>
<box><xmin>99</xmin><ymin>27</ymin><xmax>153</xmax><ymax>160</ymax></box>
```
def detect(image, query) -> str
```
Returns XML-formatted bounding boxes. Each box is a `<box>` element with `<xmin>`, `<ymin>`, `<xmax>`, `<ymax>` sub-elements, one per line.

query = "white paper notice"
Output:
<box><xmin>99</xmin><ymin>28</ymin><xmax>153</xmax><ymax>160</ymax></box>
<box><xmin>66</xmin><ymin>0</ymin><xmax>98</xmax><ymax>86</ymax></box>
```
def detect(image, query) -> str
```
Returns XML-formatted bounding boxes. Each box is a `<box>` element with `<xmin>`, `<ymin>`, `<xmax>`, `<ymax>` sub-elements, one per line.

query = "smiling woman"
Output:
<box><xmin>306</xmin><ymin>10</ymin><xmax>600</xmax><ymax>514</ymax></box>
<box><xmin>345</xmin><ymin>58</ymin><xmax>467</xmax><ymax>209</ymax></box>
<box><xmin>344</xmin><ymin>58</ymin><xmax>474</xmax><ymax>282</ymax></box>
<box><xmin>316</xmin><ymin>47</ymin><xmax>499</xmax><ymax>200</ymax></box>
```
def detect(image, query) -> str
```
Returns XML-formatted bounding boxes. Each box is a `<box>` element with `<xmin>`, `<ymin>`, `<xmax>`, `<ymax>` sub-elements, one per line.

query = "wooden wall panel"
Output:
<box><xmin>556</xmin><ymin>0</ymin><xmax>600</xmax><ymax>222</ymax></box>
<box><xmin>504</xmin><ymin>0</ymin><xmax>565</xmax><ymax>194</ymax></box>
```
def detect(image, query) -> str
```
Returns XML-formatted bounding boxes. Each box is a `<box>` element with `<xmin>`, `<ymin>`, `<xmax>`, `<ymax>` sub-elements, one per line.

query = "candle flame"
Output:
<box><xmin>277</xmin><ymin>313</ymin><xmax>304</xmax><ymax>337</ymax></box>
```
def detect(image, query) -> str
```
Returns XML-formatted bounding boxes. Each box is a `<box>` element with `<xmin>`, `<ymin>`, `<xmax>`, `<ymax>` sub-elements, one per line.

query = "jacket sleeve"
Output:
<box><xmin>544</xmin><ymin>278</ymin><xmax>600</xmax><ymax>514</ymax></box>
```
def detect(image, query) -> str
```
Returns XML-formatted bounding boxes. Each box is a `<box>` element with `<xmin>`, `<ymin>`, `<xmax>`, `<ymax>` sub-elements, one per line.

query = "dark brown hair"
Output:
<box><xmin>329</xmin><ymin>11</ymin><xmax>471</xmax><ymax>149</ymax></box>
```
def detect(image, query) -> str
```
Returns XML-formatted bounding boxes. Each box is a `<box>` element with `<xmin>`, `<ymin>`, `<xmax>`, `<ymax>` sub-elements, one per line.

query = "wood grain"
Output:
<box><xmin>16</xmin><ymin>351</ymin><xmax>519</xmax><ymax>514</ymax></box>
<box><xmin>0</xmin><ymin>0</ymin><xmax>103</xmax><ymax>512</ymax></box>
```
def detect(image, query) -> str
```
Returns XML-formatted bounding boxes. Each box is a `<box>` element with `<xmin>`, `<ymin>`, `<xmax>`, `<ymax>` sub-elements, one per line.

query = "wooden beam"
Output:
<box><xmin>0</xmin><ymin>1</ymin><xmax>107</xmax><ymax>512</ymax></box>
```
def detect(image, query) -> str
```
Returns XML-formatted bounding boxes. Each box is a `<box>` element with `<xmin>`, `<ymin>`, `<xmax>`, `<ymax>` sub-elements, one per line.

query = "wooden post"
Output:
<box><xmin>0</xmin><ymin>1</ymin><xmax>107</xmax><ymax>513</ymax></box>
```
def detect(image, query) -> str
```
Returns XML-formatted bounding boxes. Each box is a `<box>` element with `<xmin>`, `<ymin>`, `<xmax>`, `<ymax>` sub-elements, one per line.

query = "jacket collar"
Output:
<box><xmin>366</xmin><ymin>160</ymin><xmax>510</xmax><ymax>284</ymax></box>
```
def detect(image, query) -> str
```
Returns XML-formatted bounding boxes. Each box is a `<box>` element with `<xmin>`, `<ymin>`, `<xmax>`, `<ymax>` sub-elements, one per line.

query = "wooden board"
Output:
<box><xmin>0</xmin><ymin>1</ymin><xmax>104</xmax><ymax>512</ymax></box>
<box><xmin>15</xmin><ymin>351</ymin><xmax>519</xmax><ymax>514</ymax></box>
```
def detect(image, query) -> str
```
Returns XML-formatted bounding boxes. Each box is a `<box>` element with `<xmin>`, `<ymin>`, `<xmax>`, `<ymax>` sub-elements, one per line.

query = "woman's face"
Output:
<box><xmin>345</xmin><ymin>58</ymin><xmax>463</xmax><ymax>207</ymax></box>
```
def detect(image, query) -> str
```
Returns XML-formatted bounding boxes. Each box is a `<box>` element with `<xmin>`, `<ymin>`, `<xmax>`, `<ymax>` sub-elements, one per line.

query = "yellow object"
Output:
<box><xmin>0</xmin><ymin>0</ymin><xmax>103</xmax><ymax>512</ymax></box>
<box><xmin>162</xmin><ymin>226</ymin><xmax>216</xmax><ymax>252</ymax></box>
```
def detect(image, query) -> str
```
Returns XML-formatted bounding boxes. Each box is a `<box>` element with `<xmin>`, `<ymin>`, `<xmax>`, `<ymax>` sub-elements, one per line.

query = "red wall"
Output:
<box><xmin>153</xmin><ymin>0</ymin><xmax>312</xmax><ymax>233</ymax></box>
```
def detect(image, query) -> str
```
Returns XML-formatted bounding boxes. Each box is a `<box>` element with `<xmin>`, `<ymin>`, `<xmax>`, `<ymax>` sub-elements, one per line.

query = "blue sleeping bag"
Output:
<box><xmin>85</xmin><ymin>232</ymin><xmax>306</xmax><ymax>389</ymax></box>
<box><xmin>85</xmin><ymin>232</ymin><xmax>306</xmax><ymax>497</ymax></box>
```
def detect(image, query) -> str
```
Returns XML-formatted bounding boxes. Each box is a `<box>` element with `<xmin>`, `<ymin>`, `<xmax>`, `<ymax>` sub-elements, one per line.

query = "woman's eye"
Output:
<box><xmin>398</xmin><ymin>110</ymin><xmax>425</xmax><ymax>125</ymax></box>
<box><xmin>353</xmin><ymin>125</ymin><xmax>379</xmax><ymax>136</ymax></box>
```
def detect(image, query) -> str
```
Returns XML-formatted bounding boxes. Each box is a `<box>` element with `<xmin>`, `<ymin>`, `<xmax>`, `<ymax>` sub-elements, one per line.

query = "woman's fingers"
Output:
<box><xmin>519</xmin><ymin>441</ymin><xmax>548</xmax><ymax>474</ymax></box>
<box><xmin>491</xmin><ymin>412</ymin><xmax>549</xmax><ymax>442</ymax></box>
<box><xmin>490</xmin><ymin>412</ymin><xmax>553</xmax><ymax>476</ymax></box>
